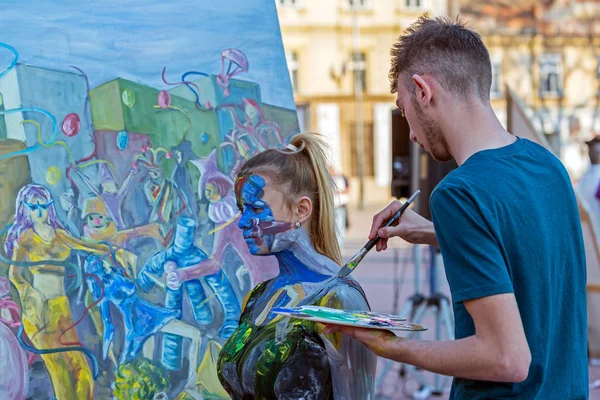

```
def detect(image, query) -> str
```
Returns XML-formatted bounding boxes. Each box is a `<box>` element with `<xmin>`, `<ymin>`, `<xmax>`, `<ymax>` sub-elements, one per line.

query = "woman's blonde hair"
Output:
<box><xmin>237</xmin><ymin>133</ymin><xmax>342</xmax><ymax>265</ymax></box>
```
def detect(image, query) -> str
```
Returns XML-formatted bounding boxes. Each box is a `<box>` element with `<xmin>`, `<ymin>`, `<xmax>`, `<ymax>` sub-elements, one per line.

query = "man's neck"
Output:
<box><xmin>443</xmin><ymin>104</ymin><xmax>516</xmax><ymax>166</ymax></box>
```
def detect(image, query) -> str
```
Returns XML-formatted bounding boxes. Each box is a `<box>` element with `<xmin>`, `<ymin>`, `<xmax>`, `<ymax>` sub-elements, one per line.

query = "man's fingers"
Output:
<box><xmin>369</xmin><ymin>201</ymin><xmax>401</xmax><ymax>240</ymax></box>
<box><xmin>379</xmin><ymin>225</ymin><xmax>407</xmax><ymax>240</ymax></box>
<box><xmin>376</xmin><ymin>238</ymin><xmax>388</xmax><ymax>252</ymax></box>
<box><xmin>323</xmin><ymin>325</ymin><xmax>341</xmax><ymax>335</ymax></box>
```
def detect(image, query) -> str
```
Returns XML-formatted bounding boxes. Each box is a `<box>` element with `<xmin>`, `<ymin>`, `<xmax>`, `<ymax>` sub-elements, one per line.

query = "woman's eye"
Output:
<box><xmin>253</xmin><ymin>207</ymin><xmax>264</xmax><ymax>214</ymax></box>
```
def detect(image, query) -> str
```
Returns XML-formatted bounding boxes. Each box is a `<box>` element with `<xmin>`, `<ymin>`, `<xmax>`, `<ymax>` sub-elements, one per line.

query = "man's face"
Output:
<box><xmin>396</xmin><ymin>76</ymin><xmax>452</xmax><ymax>162</ymax></box>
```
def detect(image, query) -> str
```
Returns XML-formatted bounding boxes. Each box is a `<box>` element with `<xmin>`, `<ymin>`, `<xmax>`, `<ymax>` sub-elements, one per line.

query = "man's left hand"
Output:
<box><xmin>323</xmin><ymin>324</ymin><xmax>403</xmax><ymax>358</ymax></box>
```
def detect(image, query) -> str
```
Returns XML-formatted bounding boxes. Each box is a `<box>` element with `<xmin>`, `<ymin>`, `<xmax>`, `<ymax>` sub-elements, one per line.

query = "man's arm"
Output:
<box><xmin>325</xmin><ymin>293</ymin><xmax>531</xmax><ymax>383</ymax></box>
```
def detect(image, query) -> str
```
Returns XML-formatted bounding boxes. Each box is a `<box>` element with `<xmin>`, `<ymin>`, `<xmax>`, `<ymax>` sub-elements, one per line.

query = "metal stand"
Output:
<box><xmin>400</xmin><ymin>246</ymin><xmax>454</xmax><ymax>398</ymax></box>
<box><xmin>375</xmin><ymin>245</ymin><xmax>454</xmax><ymax>399</ymax></box>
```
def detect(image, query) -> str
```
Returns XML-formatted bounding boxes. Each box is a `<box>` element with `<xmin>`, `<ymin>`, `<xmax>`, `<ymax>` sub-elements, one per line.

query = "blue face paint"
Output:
<box><xmin>236</xmin><ymin>175</ymin><xmax>292</xmax><ymax>255</ymax></box>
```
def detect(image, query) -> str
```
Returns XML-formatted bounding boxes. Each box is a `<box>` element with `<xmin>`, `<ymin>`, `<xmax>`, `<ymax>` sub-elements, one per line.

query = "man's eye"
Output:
<box><xmin>253</xmin><ymin>207</ymin><xmax>264</xmax><ymax>214</ymax></box>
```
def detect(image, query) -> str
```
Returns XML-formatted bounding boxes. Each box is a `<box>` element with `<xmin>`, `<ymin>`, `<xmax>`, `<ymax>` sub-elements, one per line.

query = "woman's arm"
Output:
<box><xmin>58</xmin><ymin>230</ymin><xmax>133</xmax><ymax>276</ymax></box>
<box><xmin>8</xmin><ymin>242</ymin><xmax>32</xmax><ymax>294</ymax></box>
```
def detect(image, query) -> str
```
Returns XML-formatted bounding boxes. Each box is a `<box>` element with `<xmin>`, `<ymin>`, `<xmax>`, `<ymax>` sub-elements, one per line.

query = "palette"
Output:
<box><xmin>271</xmin><ymin>306</ymin><xmax>427</xmax><ymax>332</ymax></box>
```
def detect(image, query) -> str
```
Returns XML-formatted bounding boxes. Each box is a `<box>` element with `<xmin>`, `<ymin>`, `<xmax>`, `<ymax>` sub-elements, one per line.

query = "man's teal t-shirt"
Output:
<box><xmin>430</xmin><ymin>137</ymin><xmax>588</xmax><ymax>399</ymax></box>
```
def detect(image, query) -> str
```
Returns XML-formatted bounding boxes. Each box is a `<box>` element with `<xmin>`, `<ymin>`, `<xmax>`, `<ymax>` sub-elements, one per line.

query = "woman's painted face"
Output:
<box><xmin>236</xmin><ymin>174</ymin><xmax>293</xmax><ymax>255</ymax></box>
<box><xmin>204</xmin><ymin>183</ymin><xmax>221</xmax><ymax>203</ymax></box>
<box><xmin>23</xmin><ymin>195</ymin><xmax>52</xmax><ymax>224</ymax></box>
<box><xmin>85</xmin><ymin>213</ymin><xmax>111</xmax><ymax>230</ymax></box>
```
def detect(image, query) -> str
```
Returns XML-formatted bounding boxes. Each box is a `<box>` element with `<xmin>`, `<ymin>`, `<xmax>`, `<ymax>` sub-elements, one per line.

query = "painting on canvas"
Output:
<box><xmin>0</xmin><ymin>1</ymin><xmax>297</xmax><ymax>398</ymax></box>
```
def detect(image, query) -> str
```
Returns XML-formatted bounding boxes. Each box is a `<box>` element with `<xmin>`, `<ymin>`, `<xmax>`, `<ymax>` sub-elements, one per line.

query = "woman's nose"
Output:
<box><xmin>238</xmin><ymin>213</ymin><xmax>251</xmax><ymax>229</ymax></box>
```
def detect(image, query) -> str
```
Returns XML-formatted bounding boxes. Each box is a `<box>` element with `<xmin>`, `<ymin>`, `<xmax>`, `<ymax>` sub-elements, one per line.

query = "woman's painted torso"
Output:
<box><xmin>217</xmin><ymin>272</ymin><xmax>366</xmax><ymax>400</ymax></box>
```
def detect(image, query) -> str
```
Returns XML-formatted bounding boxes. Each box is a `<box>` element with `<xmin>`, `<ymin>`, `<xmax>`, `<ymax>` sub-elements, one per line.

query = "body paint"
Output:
<box><xmin>236</xmin><ymin>175</ymin><xmax>293</xmax><ymax>254</ymax></box>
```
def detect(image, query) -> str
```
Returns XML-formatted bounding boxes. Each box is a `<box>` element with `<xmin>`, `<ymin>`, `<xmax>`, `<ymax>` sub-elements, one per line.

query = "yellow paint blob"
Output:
<box><xmin>45</xmin><ymin>166</ymin><xmax>62</xmax><ymax>185</ymax></box>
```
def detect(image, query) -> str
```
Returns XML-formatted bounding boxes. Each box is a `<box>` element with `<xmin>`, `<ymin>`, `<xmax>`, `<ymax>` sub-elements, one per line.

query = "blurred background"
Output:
<box><xmin>275</xmin><ymin>1</ymin><xmax>600</xmax><ymax>398</ymax></box>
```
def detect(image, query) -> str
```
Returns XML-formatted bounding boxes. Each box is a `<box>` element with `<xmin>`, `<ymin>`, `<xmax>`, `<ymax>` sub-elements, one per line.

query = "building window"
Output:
<box><xmin>349</xmin><ymin>122</ymin><xmax>375</xmax><ymax>177</ymax></box>
<box><xmin>286</xmin><ymin>51</ymin><xmax>298</xmax><ymax>92</ymax></box>
<box><xmin>351</xmin><ymin>52</ymin><xmax>367</xmax><ymax>93</ymax></box>
<box><xmin>405</xmin><ymin>0</ymin><xmax>423</xmax><ymax>9</ymax></box>
<box><xmin>539</xmin><ymin>54</ymin><xmax>562</xmax><ymax>97</ymax></box>
<box><xmin>347</xmin><ymin>0</ymin><xmax>368</xmax><ymax>10</ymax></box>
<box><xmin>490</xmin><ymin>60</ymin><xmax>502</xmax><ymax>98</ymax></box>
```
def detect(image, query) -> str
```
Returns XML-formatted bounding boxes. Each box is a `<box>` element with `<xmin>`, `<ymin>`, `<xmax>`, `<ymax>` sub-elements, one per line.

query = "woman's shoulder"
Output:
<box><xmin>317</xmin><ymin>277</ymin><xmax>370</xmax><ymax>311</ymax></box>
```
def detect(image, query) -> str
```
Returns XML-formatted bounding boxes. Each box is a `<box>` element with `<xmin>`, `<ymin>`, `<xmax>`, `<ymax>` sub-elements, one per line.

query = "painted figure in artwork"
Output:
<box><xmin>212</xmin><ymin>134</ymin><xmax>376</xmax><ymax>399</ymax></box>
<box><xmin>81</xmin><ymin>195</ymin><xmax>164</xmax><ymax>251</ymax></box>
<box><xmin>5</xmin><ymin>184</ymin><xmax>130</xmax><ymax>400</ymax></box>
<box><xmin>84</xmin><ymin>254</ymin><xmax>180</xmax><ymax>364</ymax></box>
<box><xmin>221</xmin><ymin>99</ymin><xmax>285</xmax><ymax>163</ymax></box>
<box><xmin>135</xmin><ymin>147</ymin><xmax>190</xmax><ymax>239</ymax></box>
<box><xmin>171</xmin><ymin>140</ymin><xmax>200</xmax><ymax>219</ymax></box>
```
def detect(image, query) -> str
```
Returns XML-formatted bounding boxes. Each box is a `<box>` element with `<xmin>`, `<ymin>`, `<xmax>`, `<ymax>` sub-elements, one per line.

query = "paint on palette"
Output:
<box><xmin>272</xmin><ymin>306</ymin><xmax>427</xmax><ymax>331</ymax></box>
<box><xmin>0</xmin><ymin>1</ymin><xmax>296</xmax><ymax>398</ymax></box>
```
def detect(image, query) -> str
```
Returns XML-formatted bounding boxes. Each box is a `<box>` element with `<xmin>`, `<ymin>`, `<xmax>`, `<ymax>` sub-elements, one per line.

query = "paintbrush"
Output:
<box><xmin>337</xmin><ymin>189</ymin><xmax>421</xmax><ymax>278</ymax></box>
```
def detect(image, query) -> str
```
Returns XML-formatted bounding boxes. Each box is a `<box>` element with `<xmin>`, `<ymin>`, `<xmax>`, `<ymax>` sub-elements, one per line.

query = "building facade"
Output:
<box><xmin>277</xmin><ymin>0</ymin><xmax>448</xmax><ymax>206</ymax></box>
<box><xmin>460</xmin><ymin>0</ymin><xmax>600</xmax><ymax>181</ymax></box>
<box><xmin>278</xmin><ymin>0</ymin><xmax>600</xmax><ymax>206</ymax></box>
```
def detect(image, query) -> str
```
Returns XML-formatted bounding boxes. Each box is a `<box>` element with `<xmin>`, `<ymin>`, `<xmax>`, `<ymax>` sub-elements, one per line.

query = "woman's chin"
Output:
<box><xmin>246</xmin><ymin>242</ymin><xmax>270</xmax><ymax>257</ymax></box>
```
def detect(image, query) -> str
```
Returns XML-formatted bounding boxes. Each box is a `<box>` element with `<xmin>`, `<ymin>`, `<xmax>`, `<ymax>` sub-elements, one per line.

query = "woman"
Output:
<box><xmin>5</xmin><ymin>184</ymin><xmax>126</xmax><ymax>400</ymax></box>
<box><xmin>216</xmin><ymin>134</ymin><xmax>376</xmax><ymax>399</ymax></box>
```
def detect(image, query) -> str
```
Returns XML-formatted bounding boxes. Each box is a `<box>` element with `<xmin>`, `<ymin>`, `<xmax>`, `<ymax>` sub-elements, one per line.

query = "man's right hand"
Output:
<box><xmin>369</xmin><ymin>200</ymin><xmax>438</xmax><ymax>251</ymax></box>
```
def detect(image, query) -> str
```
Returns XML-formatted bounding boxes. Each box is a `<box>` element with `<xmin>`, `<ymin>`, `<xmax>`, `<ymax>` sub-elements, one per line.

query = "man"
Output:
<box><xmin>577</xmin><ymin>135</ymin><xmax>600</xmax><ymax>245</ymax></box>
<box><xmin>325</xmin><ymin>17</ymin><xmax>588</xmax><ymax>399</ymax></box>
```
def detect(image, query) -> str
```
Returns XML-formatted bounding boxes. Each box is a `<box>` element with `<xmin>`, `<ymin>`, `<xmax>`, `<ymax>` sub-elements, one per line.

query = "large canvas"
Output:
<box><xmin>0</xmin><ymin>1</ymin><xmax>298</xmax><ymax>399</ymax></box>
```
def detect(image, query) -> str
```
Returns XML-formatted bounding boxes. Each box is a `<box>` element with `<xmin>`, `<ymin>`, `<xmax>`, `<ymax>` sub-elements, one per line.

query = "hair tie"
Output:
<box><xmin>276</xmin><ymin>141</ymin><xmax>304</xmax><ymax>154</ymax></box>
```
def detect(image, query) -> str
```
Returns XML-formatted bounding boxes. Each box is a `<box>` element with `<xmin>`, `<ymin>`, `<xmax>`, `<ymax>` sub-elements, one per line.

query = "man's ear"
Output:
<box><xmin>295</xmin><ymin>196</ymin><xmax>313</xmax><ymax>225</ymax></box>
<box><xmin>412</xmin><ymin>74</ymin><xmax>433</xmax><ymax>107</ymax></box>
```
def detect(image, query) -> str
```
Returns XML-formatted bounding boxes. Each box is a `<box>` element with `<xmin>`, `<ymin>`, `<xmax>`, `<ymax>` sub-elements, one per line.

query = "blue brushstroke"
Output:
<box><xmin>0</xmin><ymin>107</ymin><xmax>58</xmax><ymax>162</ymax></box>
<box><xmin>0</xmin><ymin>42</ymin><xmax>18</xmax><ymax>79</ymax></box>
<box><xmin>181</xmin><ymin>71</ymin><xmax>209</xmax><ymax>107</ymax></box>
<box><xmin>17</xmin><ymin>324</ymin><xmax>99</xmax><ymax>379</ymax></box>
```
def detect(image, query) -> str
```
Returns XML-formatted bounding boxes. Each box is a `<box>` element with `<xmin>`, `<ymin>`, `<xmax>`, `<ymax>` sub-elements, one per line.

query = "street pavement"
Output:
<box><xmin>342</xmin><ymin>204</ymin><xmax>600</xmax><ymax>399</ymax></box>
